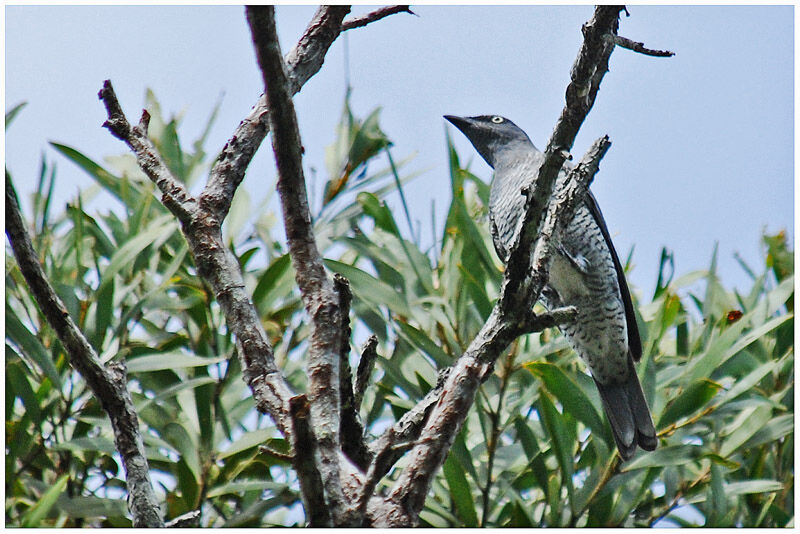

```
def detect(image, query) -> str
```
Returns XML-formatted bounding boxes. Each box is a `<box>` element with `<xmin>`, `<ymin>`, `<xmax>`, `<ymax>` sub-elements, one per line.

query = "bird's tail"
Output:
<box><xmin>593</xmin><ymin>355</ymin><xmax>657</xmax><ymax>461</ymax></box>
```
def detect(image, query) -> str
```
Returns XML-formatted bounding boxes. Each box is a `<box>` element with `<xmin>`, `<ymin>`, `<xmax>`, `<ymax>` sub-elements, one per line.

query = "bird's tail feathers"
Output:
<box><xmin>593</xmin><ymin>355</ymin><xmax>657</xmax><ymax>461</ymax></box>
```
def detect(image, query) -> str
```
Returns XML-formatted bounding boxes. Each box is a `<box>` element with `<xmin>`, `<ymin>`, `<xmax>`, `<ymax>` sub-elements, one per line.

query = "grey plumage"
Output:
<box><xmin>444</xmin><ymin>114</ymin><xmax>656</xmax><ymax>460</ymax></box>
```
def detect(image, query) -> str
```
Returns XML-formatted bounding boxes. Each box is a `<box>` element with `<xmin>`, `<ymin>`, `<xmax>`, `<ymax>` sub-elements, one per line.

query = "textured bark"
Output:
<box><xmin>5</xmin><ymin>177</ymin><xmax>164</xmax><ymax>528</ymax></box>
<box><xmin>341</xmin><ymin>5</ymin><xmax>414</xmax><ymax>31</ymax></box>
<box><xmin>247</xmin><ymin>5</ymin><xmax>349</xmax><ymax>523</ymax></box>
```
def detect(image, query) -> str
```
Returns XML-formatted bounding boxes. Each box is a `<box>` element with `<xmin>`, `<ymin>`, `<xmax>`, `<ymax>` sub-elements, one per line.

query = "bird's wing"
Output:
<box><xmin>583</xmin><ymin>191</ymin><xmax>642</xmax><ymax>360</ymax></box>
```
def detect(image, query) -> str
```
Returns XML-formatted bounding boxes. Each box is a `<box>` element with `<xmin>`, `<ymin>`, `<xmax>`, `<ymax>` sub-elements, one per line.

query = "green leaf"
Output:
<box><xmin>657</xmin><ymin>379</ymin><xmax>722</xmax><ymax>429</ymax></box>
<box><xmin>21</xmin><ymin>474</ymin><xmax>68</xmax><ymax>527</ymax></box>
<box><xmin>50</xmin><ymin>143</ymin><xmax>127</xmax><ymax>200</ymax></box>
<box><xmin>688</xmin><ymin>312</ymin><xmax>792</xmax><ymax>383</ymax></box>
<box><xmin>252</xmin><ymin>254</ymin><xmax>294</xmax><ymax>311</ymax></box>
<box><xmin>442</xmin><ymin>451</ymin><xmax>479</xmax><ymax>526</ymax></box>
<box><xmin>53</xmin><ymin>496</ymin><xmax>128</xmax><ymax>519</ymax></box>
<box><xmin>740</xmin><ymin>413</ymin><xmax>793</xmax><ymax>450</ymax></box>
<box><xmin>395</xmin><ymin>321</ymin><xmax>451</xmax><ymax>367</ymax></box>
<box><xmin>525</xmin><ymin>361</ymin><xmax>607</xmax><ymax>446</ymax></box>
<box><xmin>5</xmin><ymin>304</ymin><xmax>62</xmax><ymax>388</ymax></box>
<box><xmin>719</xmin><ymin>403</ymin><xmax>773</xmax><ymax>457</ymax></box>
<box><xmin>324</xmin><ymin>259</ymin><xmax>411</xmax><ymax>317</ymax></box>
<box><xmin>512</xmin><ymin>418</ymin><xmax>548</xmax><ymax>492</ymax></box>
<box><xmin>622</xmin><ymin>444</ymin><xmax>702</xmax><ymax>471</ymax></box>
<box><xmin>51</xmin><ymin>436</ymin><xmax>117</xmax><ymax>455</ymax></box>
<box><xmin>537</xmin><ymin>391</ymin><xmax>575</xmax><ymax>512</ymax></box>
<box><xmin>357</xmin><ymin>191</ymin><xmax>399</xmax><ymax>235</ymax></box>
<box><xmin>6</xmin><ymin>101</ymin><xmax>27</xmax><ymax>129</ymax></box>
<box><xmin>126</xmin><ymin>352</ymin><xmax>226</xmax><ymax>373</ymax></box>
<box><xmin>724</xmin><ymin>480</ymin><xmax>784</xmax><ymax>496</ymax></box>
<box><xmin>219</xmin><ymin>428</ymin><xmax>274</xmax><ymax>459</ymax></box>
<box><xmin>207</xmin><ymin>480</ymin><xmax>289</xmax><ymax>498</ymax></box>
<box><xmin>135</xmin><ymin>376</ymin><xmax>216</xmax><ymax>413</ymax></box>
<box><xmin>97</xmin><ymin>214</ymin><xmax>179</xmax><ymax>295</ymax></box>
<box><xmin>6</xmin><ymin>358</ymin><xmax>42</xmax><ymax>424</ymax></box>
<box><xmin>717</xmin><ymin>359</ymin><xmax>778</xmax><ymax>406</ymax></box>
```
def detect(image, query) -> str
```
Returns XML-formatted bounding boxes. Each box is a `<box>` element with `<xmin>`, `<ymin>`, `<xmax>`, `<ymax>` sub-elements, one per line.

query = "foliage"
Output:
<box><xmin>5</xmin><ymin>93</ymin><xmax>793</xmax><ymax>527</ymax></box>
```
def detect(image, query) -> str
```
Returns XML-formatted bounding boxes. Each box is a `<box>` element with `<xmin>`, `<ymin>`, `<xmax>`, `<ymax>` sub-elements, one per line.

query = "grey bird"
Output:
<box><xmin>444</xmin><ymin>114</ymin><xmax>656</xmax><ymax>460</ymax></box>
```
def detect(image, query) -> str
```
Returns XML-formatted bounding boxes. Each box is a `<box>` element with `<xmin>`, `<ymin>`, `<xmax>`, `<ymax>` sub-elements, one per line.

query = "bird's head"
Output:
<box><xmin>444</xmin><ymin>114</ymin><xmax>534</xmax><ymax>168</ymax></box>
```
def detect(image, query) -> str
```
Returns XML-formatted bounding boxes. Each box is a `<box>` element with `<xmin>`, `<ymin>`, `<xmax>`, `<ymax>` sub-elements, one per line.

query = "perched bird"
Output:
<box><xmin>444</xmin><ymin>114</ymin><xmax>656</xmax><ymax>460</ymax></box>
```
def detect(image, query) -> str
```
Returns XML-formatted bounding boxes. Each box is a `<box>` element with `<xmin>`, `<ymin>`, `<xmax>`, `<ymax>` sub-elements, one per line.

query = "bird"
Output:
<box><xmin>444</xmin><ymin>114</ymin><xmax>656</xmax><ymax>461</ymax></box>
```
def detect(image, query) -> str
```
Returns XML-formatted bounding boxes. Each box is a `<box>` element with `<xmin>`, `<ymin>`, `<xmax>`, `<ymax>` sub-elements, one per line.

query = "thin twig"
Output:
<box><xmin>165</xmin><ymin>510</ymin><xmax>201</xmax><ymax>528</ymax></box>
<box><xmin>523</xmin><ymin>306</ymin><xmax>578</xmax><ymax>333</ymax></box>
<box><xmin>480</xmin><ymin>347</ymin><xmax>517</xmax><ymax>526</ymax></box>
<box><xmin>5</xmin><ymin>175</ymin><xmax>163</xmax><ymax>528</ymax></box>
<box><xmin>342</xmin><ymin>5</ymin><xmax>415</xmax><ymax>31</ymax></box>
<box><xmin>607</xmin><ymin>33</ymin><xmax>675</xmax><ymax>57</ymax></box>
<box><xmin>572</xmin><ymin>452</ymin><xmax>620</xmax><ymax>522</ymax></box>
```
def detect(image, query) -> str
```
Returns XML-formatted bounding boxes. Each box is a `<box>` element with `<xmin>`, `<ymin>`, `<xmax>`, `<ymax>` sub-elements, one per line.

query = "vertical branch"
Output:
<box><xmin>335</xmin><ymin>275</ymin><xmax>370</xmax><ymax>471</ymax></box>
<box><xmin>246</xmin><ymin>4</ymin><xmax>348</xmax><ymax>521</ymax></box>
<box><xmin>290</xmin><ymin>395</ymin><xmax>332</xmax><ymax>527</ymax></box>
<box><xmin>5</xmin><ymin>175</ymin><xmax>163</xmax><ymax>528</ymax></box>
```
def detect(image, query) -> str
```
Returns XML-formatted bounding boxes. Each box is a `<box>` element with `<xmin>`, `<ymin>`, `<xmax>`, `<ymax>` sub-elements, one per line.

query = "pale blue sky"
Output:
<box><xmin>5</xmin><ymin>5</ymin><xmax>794</xmax><ymax>300</ymax></box>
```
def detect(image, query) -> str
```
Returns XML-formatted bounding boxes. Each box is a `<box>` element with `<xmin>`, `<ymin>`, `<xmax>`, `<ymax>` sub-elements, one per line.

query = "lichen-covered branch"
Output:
<box><xmin>525</xmin><ymin>135</ymin><xmax>612</xmax><ymax>310</ymax></box>
<box><xmin>5</xmin><ymin>175</ymin><xmax>163</xmax><ymax>528</ymax></box>
<box><xmin>247</xmin><ymin>4</ymin><xmax>348</xmax><ymax>522</ymax></box>
<box><xmin>500</xmin><ymin>7</ymin><xmax>623</xmax><ymax>315</ymax></box>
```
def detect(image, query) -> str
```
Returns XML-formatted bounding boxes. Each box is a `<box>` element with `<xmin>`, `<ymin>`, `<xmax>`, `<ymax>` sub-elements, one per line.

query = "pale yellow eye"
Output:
<box><xmin>491</xmin><ymin>116</ymin><xmax>504</xmax><ymax>124</ymax></box>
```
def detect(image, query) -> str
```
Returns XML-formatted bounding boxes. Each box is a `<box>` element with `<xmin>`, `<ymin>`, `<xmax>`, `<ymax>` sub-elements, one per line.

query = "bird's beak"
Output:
<box><xmin>444</xmin><ymin>115</ymin><xmax>470</xmax><ymax>131</ymax></box>
<box><xmin>443</xmin><ymin>114</ymin><xmax>474</xmax><ymax>134</ymax></box>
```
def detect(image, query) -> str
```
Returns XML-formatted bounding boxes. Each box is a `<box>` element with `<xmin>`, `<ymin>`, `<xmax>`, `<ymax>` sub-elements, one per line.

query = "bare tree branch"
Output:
<box><xmin>523</xmin><ymin>305</ymin><xmax>578</xmax><ymax>334</ymax></box>
<box><xmin>525</xmin><ymin>135</ymin><xmax>613</xmax><ymax>311</ymax></box>
<box><xmin>341</xmin><ymin>5</ymin><xmax>415</xmax><ymax>31</ymax></box>
<box><xmin>247</xmin><ymin>4</ymin><xmax>349</xmax><ymax>522</ymax></box>
<box><xmin>202</xmin><ymin>5</ymin><xmax>351</xmax><ymax>220</ymax></box>
<box><xmin>5</xmin><ymin>174</ymin><xmax>163</xmax><ymax>528</ymax></box>
<box><xmin>607</xmin><ymin>33</ymin><xmax>675</xmax><ymax>57</ymax></box>
<box><xmin>501</xmin><ymin>7</ymin><xmax>622</xmax><ymax>316</ymax></box>
<box><xmin>289</xmin><ymin>395</ymin><xmax>331</xmax><ymax>527</ymax></box>
<box><xmin>98</xmin><ymin>81</ymin><xmax>196</xmax><ymax>223</ymax></box>
<box><xmin>98</xmin><ymin>81</ymin><xmax>295</xmax><ymax>437</ymax></box>
<box><xmin>165</xmin><ymin>510</ymin><xmax>201</xmax><ymax>528</ymax></box>
<box><xmin>334</xmin><ymin>275</ymin><xmax>371</xmax><ymax>471</ymax></box>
